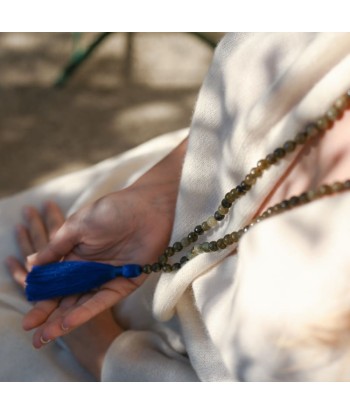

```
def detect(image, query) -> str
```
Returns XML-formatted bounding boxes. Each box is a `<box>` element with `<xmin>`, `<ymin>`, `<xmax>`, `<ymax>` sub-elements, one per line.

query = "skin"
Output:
<box><xmin>6</xmin><ymin>202</ymin><xmax>122</xmax><ymax>379</ymax></box>
<box><xmin>5</xmin><ymin>106</ymin><xmax>350</xmax><ymax>379</ymax></box>
<box><xmin>6</xmin><ymin>138</ymin><xmax>188</xmax><ymax>380</ymax></box>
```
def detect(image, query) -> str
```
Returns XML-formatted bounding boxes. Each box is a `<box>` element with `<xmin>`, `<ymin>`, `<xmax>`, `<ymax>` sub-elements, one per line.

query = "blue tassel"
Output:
<box><xmin>25</xmin><ymin>261</ymin><xmax>143</xmax><ymax>301</ymax></box>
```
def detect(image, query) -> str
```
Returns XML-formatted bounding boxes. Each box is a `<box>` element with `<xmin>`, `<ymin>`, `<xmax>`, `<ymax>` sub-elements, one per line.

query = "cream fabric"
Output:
<box><xmin>1</xmin><ymin>33</ymin><xmax>350</xmax><ymax>381</ymax></box>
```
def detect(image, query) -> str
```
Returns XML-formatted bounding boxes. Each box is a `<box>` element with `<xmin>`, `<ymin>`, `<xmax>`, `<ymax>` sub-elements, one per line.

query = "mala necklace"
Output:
<box><xmin>25</xmin><ymin>89</ymin><xmax>350</xmax><ymax>301</ymax></box>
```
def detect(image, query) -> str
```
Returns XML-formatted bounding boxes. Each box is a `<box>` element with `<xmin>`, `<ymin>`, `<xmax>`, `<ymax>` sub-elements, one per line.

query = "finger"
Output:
<box><xmin>15</xmin><ymin>224</ymin><xmax>35</xmax><ymax>259</ymax></box>
<box><xmin>22</xmin><ymin>298</ymin><xmax>60</xmax><ymax>330</ymax></box>
<box><xmin>32</xmin><ymin>294</ymin><xmax>93</xmax><ymax>347</ymax></box>
<box><xmin>27</xmin><ymin>221</ymin><xmax>78</xmax><ymax>266</ymax></box>
<box><xmin>43</xmin><ymin>201</ymin><xmax>65</xmax><ymax>240</ymax></box>
<box><xmin>5</xmin><ymin>256</ymin><xmax>27</xmax><ymax>288</ymax></box>
<box><xmin>61</xmin><ymin>283</ymin><xmax>130</xmax><ymax>330</ymax></box>
<box><xmin>31</xmin><ymin>277</ymin><xmax>141</xmax><ymax>346</ymax></box>
<box><xmin>23</xmin><ymin>206</ymin><xmax>49</xmax><ymax>251</ymax></box>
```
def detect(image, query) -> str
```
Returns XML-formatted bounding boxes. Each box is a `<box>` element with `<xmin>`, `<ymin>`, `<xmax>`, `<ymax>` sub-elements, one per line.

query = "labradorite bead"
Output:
<box><xmin>237</xmin><ymin>229</ymin><xmax>244</xmax><ymax>238</ymax></box>
<box><xmin>162</xmin><ymin>264</ymin><xmax>172</xmax><ymax>272</ymax></box>
<box><xmin>181</xmin><ymin>237</ymin><xmax>190</xmax><ymax>247</ymax></box>
<box><xmin>223</xmin><ymin>234</ymin><xmax>234</xmax><ymax>245</ymax></box>
<box><xmin>201</xmin><ymin>242</ymin><xmax>210</xmax><ymax>252</ymax></box>
<box><xmin>231</xmin><ymin>232</ymin><xmax>239</xmax><ymax>242</ymax></box>
<box><xmin>272</xmin><ymin>205</ymin><xmax>281</xmax><ymax>213</ymax></box>
<box><xmin>326</xmin><ymin>106</ymin><xmax>340</xmax><ymax>121</ymax></box>
<box><xmin>237</xmin><ymin>182</ymin><xmax>251</xmax><ymax>195</ymax></box>
<box><xmin>194</xmin><ymin>225</ymin><xmax>204</xmax><ymax>235</ymax></box>
<box><xmin>207</xmin><ymin>216</ymin><xmax>217</xmax><ymax>228</ymax></box>
<box><xmin>180</xmin><ymin>256</ymin><xmax>189</xmax><ymax>265</ymax></box>
<box><xmin>334</xmin><ymin>95</ymin><xmax>349</xmax><ymax>111</ymax></box>
<box><xmin>273</xmin><ymin>147</ymin><xmax>286</xmax><ymax>159</ymax></box>
<box><xmin>289</xmin><ymin>196</ymin><xmax>299</xmax><ymax>207</ymax></box>
<box><xmin>172</xmin><ymin>263</ymin><xmax>181</xmax><ymax>271</ymax></box>
<box><xmin>331</xmin><ymin>182</ymin><xmax>344</xmax><ymax>192</ymax></box>
<box><xmin>241</xmin><ymin>182</ymin><xmax>251</xmax><ymax>192</ymax></box>
<box><xmin>217</xmin><ymin>239</ymin><xmax>226</xmax><ymax>249</ymax></box>
<box><xmin>209</xmin><ymin>241</ymin><xmax>218</xmax><ymax>251</ymax></box>
<box><xmin>158</xmin><ymin>254</ymin><xmax>168</xmax><ymax>264</ymax></box>
<box><xmin>236</xmin><ymin>185</ymin><xmax>244</xmax><ymax>195</ymax></box>
<box><xmin>224</xmin><ymin>191</ymin><xmax>236</xmax><ymax>203</ymax></box>
<box><xmin>295</xmin><ymin>131</ymin><xmax>308</xmax><ymax>145</ymax></box>
<box><xmin>214</xmin><ymin>211</ymin><xmax>225</xmax><ymax>221</ymax></box>
<box><xmin>344</xmin><ymin>180</ymin><xmax>350</xmax><ymax>189</ymax></box>
<box><xmin>306</xmin><ymin>123</ymin><xmax>321</xmax><ymax>139</ymax></box>
<box><xmin>188</xmin><ymin>232</ymin><xmax>198</xmax><ymax>242</ymax></box>
<box><xmin>221</xmin><ymin>198</ymin><xmax>232</xmax><ymax>209</ymax></box>
<box><xmin>230</xmin><ymin>188</ymin><xmax>240</xmax><ymax>199</ymax></box>
<box><xmin>244</xmin><ymin>174</ymin><xmax>256</xmax><ymax>185</ymax></box>
<box><xmin>316</xmin><ymin>116</ymin><xmax>331</xmax><ymax>131</ymax></box>
<box><xmin>299</xmin><ymin>192</ymin><xmax>309</xmax><ymax>203</ymax></box>
<box><xmin>173</xmin><ymin>242</ymin><xmax>183</xmax><ymax>252</ymax></box>
<box><xmin>283</xmin><ymin>140</ymin><xmax>296</xmax><ymax>153</ymax></box>
<box><xmin>306</xmin><ymin>190</ymin><xmax>317</xmax><ymax>200</ymax></box>
<box><xmin>201</xmin><ymin>221</ymin><xmax>210</xmax><ymax>231</ymax></box>
<box><xmin>142</xmin><ymin>264</ymin><xmax>152</xmax><ymax>274</ymax></box>
<box><xmin>250</xmin><ymin>167</ymin><xmax>262</xmax><ymax>178</ymax></box>
<box><xmin>152</xmin><ymin>263</ymin><xmax>162</xmax><ymax>272</ymax></box>
<box><xmin>257</xmin><ymin>159</ymin><xmax>269</xmax><ymax>170</ymax></box>
<box><xmin>318</xmin><ymin>184</ymin><xmax>332</xmax><ymax>195</ymax></box>
<box><xmin>280</xmin><ymin>200</ymin><xmax>290</xmax><ymax>210</ymax></box>
<box><xmin>243</xmin><ymin>226</ymin><xmax>249</xmax><ymax>233</ymax></box>
<box><xmin>218</xmin><ymin>205</ymin><xmax>229</xmax><ymax>215</ymax></box>
<box><xmin>165</xmin><ymin>247</ymin><xmax>175</xmax><ymax>257</ymax></box>
<box><xmin>266</xmin><ymin>208</ymin><xmax>273</xmax><ymax>216</ymax></box>
<box><xmin>266</xmin><ymin>153</ymin><xmax>277</xmax><ymax>164</ymax></box>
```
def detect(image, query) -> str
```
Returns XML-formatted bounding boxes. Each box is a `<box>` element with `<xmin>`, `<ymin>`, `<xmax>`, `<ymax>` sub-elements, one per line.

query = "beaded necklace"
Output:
<box><xmin>141</xmin><ymin>89</ymin><xmax>350</xmax><ymax>274</ymax></box>
<box><xmin>25</xmin><ymin>89</ymin><xmax>350</xmax><ymax>302</ymax></box>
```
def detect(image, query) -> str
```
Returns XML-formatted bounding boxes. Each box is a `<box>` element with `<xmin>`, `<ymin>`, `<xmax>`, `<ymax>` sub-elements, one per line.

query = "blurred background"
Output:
<box><xmin>0</xmin><ymin>32</ymin><xmax>224</xmax><ymax>198</ymax></box>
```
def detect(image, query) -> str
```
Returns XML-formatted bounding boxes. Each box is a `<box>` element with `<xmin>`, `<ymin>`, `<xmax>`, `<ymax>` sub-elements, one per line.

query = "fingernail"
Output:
<box><xmin>27</xmin><ymin>253</ymin><xmax>37</xmax><ymax>264</ymax></box>
<box><xmin>61</xmin><ymin>322</ymin><xmax>69</xmax><ymax>331</ymax></box>
<box><xmin>40</xmin><ymin>335</ymin><xmax>52</xmax><ymax>345</ymax></box>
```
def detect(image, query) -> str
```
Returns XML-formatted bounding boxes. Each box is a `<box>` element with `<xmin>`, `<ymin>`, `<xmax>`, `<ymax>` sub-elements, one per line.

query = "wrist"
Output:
<box><xmin>130</xmin><ymin>137</ymin><xmax>188</xmax><ymax>191</ymax></box>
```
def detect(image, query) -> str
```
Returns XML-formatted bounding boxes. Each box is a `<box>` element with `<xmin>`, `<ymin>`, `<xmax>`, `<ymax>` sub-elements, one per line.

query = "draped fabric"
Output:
<box><xmin>1</xmin><ymin>33</ymin><xmax>350</xmax><ymax>381</ymax></box>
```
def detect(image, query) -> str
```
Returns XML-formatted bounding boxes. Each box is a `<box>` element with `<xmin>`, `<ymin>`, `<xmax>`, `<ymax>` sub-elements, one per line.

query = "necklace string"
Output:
<box><xmin>141</xmin><ymin>89</ymin><xmax>350</xmax><ymax>274</ymax></box>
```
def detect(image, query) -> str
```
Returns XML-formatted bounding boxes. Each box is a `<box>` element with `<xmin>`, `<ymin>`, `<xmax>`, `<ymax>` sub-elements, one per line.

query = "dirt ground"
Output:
<box><xmin>0</xmin><ymin>33</ymin><xmax>223</xmax><ymax>198</ymax></box>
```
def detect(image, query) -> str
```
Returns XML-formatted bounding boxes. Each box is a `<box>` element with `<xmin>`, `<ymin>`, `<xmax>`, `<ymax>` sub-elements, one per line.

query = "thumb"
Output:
<box><xmin>27</xmin><ymin>222</ymin><xmax>78</xmax><ymax>266</ymax></box>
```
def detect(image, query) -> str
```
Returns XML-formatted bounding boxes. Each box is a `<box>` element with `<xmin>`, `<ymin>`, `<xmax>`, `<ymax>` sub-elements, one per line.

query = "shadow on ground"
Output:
<box><xmin>0</xmin><ymin>33</ymin><xmax>222</xmax><ymax>197</ymax></box>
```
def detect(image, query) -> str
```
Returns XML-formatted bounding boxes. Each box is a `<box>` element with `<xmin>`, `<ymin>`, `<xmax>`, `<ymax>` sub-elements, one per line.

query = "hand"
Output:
<box><xmin>6</xmin><ymin>202</ymin><xmax>123</xmax><ymax>379</ymax></box>
<box><xmin>16</xmin><ymin>139</ymin><xmax>187</xmax><ymax>346</ymax></box>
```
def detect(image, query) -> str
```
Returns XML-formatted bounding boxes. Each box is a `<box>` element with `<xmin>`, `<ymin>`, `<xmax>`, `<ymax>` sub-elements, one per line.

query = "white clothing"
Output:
<box><xmin>1</xmin><ymin>33</ymin><xmax>350</xmax><ymax>381</ymax></box>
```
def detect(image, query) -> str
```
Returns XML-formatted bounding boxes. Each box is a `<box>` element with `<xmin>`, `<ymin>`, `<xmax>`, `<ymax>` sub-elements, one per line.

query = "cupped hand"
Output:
<box><xmin>7</xmin><ymin>183</ymin><xmax>176</xmax><ymax>346</ymax></box>
<box><xmin>29</xmin><ymin>185</ymin><xmax>175</xmax><ymax>267</ymax></box>
<box><xmin>6</xmin><ymin>139</ymin><xmax>186</xmax><ymax>347</ymax></box>
<box><xmin>6</xmin><ymin>202</ymin><xmax>124</xmax><ymax>378</ymax></box>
